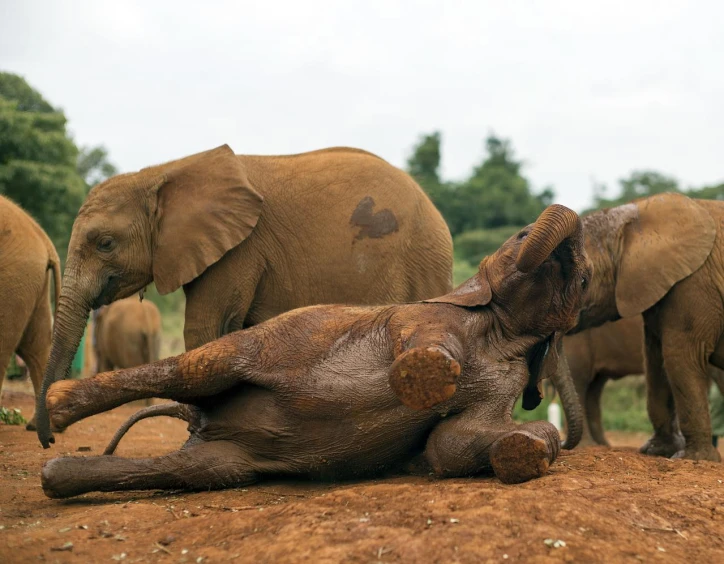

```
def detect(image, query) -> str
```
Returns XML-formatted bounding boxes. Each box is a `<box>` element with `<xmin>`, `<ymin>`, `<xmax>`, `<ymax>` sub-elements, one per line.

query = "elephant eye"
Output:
<box><xmin>97</xmin><ymin>236</ymin><xmax>115</xmax><ymax>253</ymax></box>
<box><xmin>581</xmin><ymin>276</ymin><xmax>588</xmax><ymax>290</ymax></box>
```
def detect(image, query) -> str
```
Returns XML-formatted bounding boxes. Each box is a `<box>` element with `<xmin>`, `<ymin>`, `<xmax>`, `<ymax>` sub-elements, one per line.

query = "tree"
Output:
<box><xmin>0</xmin><ymin>73</ymin><xmax>87</xmax><ymax>262</ymax></box>
<box><xmin>449</xmin><ymin>135</ymin><xmax>552</xmax><ymax>234</ymax></box>
<box><xmin>588</xmin><ymin>171</ymin><xmax>680</xmax><ymax>211</ymax></box>
<box><xmin>77</xmin><ymin>145</ymin><xmax>117</xmax><ymax>191</ymax></box>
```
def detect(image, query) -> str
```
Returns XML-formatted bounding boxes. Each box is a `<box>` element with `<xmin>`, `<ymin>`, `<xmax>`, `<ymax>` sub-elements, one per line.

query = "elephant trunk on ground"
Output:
<box><xmin>36</xmin><ymin>283</ymin><xmax>92</xmax><ymax>448</ymax></box>
<box><xmin>550</xmin><ymin>345</ymin><xmax>582</xmax><ymax>449</ymax></box>
<box><xmin>516</xmin><ymin>205</ymin><xmax>582</xmax><ymax>273</ymax></box>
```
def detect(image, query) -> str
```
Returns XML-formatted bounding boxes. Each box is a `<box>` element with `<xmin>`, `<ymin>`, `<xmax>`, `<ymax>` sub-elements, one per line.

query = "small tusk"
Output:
<box><xmin>139</xmin><ymin>287</ymin><xmax>146</xmax><ymax>302</ymax></box>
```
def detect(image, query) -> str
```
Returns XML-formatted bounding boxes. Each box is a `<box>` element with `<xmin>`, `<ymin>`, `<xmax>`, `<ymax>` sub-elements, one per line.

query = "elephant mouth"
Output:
<box><xmin>91</xmin><ymin>275</ymin><xmax>123</xmax><ymax>309</ymax></box>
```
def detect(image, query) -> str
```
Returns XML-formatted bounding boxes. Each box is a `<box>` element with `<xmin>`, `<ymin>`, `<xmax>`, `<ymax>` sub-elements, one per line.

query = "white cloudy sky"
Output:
<box><xmin>2</xmin><ymin>0</ymin><xmax>723</xmax><ymax>211</ymax></box>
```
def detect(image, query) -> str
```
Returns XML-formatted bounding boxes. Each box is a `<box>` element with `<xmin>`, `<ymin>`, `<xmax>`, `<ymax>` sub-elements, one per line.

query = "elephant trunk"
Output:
<box><xmin>550</xmin><ymin>345</ymin><xmax>583</xmax><ymax>450</ymax></box>
<box><xmin>36</xmin><ymin>279</ymin><xmax>92</xmax><ymax>448</ymax></box>
<box><xmin>516</xmin><ymin>205</ymin><xmax>581</xmax><ymax>273</ymax></box>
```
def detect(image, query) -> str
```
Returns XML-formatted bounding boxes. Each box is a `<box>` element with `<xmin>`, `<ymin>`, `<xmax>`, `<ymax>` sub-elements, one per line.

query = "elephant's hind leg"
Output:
<box><xmin>424</xmin><ymin>407</ymin><xmax>560</xmax><ymax>484</ymax></box>
<box><xmin>17</xmin><ymin>290</ymin><xmax>53</xmax><ymax>431</ymax></box>
<box><xmin>41</xmin><ymin>440</ymin><xmax>258</xmax><ymax>499</ymax></box>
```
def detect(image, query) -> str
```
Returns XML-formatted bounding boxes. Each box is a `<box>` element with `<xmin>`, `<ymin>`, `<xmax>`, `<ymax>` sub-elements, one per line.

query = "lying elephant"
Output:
<box><xmin>40</xmin><ymin>205</ymin><xmax>590</xmax><ymax>498</ymax></box>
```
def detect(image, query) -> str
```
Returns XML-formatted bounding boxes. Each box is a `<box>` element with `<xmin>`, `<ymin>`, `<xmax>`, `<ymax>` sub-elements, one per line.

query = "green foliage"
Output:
<box><xmin>0</xmin><ymin>407</ymin><xmax>27</xmax><ymax>426</ymax></box>
<box><xmin>0</xmin><ymin>73</ymin><xmax>86</xmax><ymax>262</ymax></box>
<box><xmin>77</xmin><ymin>145</ymin><xmax>118</xmax><ymax>190</ymax></box>
<box><xmin>600</xmin><ymin>377</ymin><xmax>652</xmax><ymax>433</ymax></box>
<box><xmin>511</xmin><ymin>377</ymin><xmax>652</xmax><ymax>434</ymax></box>
<box><xmin>452</xmin><ymin>258</ymin><xmax>478</xmax><ymax>287</ymax></box>
<box><xmin>588</xmin><ymin>170</ymin><xmax>681</xmax><ymax>212</ymax></box>
<box><xmin>407</xmin><ymin>132</ymin><xmax>553</xmax><ymax>237</ymax></box>
<box><xmin>453</xmin><ymin>225</ymin><xmax>523</xmax><ymax>266</ymax></box>
<box><xmin>687</xmin><ymin>182</ymin><xmax>724</xmax><ymax>201</ymax></box>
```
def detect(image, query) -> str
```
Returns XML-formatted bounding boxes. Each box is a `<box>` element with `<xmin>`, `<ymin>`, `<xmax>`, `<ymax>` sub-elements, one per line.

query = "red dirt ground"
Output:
<box><xmin>2</xmin><ymin>384</ymin><xmax>723</xmax><ymax>563</ymax></box>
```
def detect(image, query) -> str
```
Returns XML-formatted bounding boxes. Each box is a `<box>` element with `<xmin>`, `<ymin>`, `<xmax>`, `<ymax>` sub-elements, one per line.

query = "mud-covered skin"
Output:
<box><xmin>41</xmin><ymin>205</ymin><xmax>591</xmax><ymax>498</ymax></box>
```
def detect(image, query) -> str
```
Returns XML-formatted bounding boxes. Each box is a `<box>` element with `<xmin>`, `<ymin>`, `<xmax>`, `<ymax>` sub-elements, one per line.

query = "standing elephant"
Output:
<box><xmin>570</xmin><ymin>192</ymin><xmax>724</xmax><ymax>461</ymax></box>
<box><xmin>93</xmin><ymin>297</ymin><xmax>162</xmax><ymax>407</ymax></box>
<box><xmin>0</xmin><ymin>195</ymin><xmax>61</xmax><ymax>430</ymax></box>
<box><xmin>564</xmin><ymin>315</ymin><xmax>724</xmax><ymax>446</ymax></box>
<box><xmin>40</xmin><ymin>205</ymin><xmax>590</xmax><ymax>498</ymax></box>
<box><xmin>36</xmin><ymin>145</ymin><xmax>453</xmax><ymax>447</ymax></box>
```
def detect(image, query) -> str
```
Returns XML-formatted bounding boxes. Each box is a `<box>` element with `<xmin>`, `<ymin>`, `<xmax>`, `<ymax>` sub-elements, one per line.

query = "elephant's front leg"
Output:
<box><xmin>424</xmin><ymin>407</ymin><xmax>561</xmax><ymax>484</ymax></box>
<box><xmin>46</xmin><ymin>335</ymin><xmax>250</xmax><ymax>431</ymax></box>
<box><xmin>41</xmin><ymin>441</ymin><xmax>257</xmax><ymax>499</ymax></box>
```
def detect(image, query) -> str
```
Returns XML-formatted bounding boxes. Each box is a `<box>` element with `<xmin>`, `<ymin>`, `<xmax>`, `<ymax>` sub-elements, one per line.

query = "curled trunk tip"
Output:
<box><xmin>516</xmin><ymin>205</ymin><xmax>581</xmax><ymax>273</ymax></box>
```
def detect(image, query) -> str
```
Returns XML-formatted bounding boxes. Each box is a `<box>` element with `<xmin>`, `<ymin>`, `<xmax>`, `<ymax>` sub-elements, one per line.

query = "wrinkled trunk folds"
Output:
<box><xmin>516</xmin><ymin>205</ymin><xmax>581</xmax><ymax>273</ymax></box>
<box><xmin>36</xmin><ymin>284</ymin><xmax>91</xmax><ymax>448</ymax></box>
<box><xmin>550</xmin><ymin>350</ymin><xmax>583</xmax><ymax>449</ymax></box>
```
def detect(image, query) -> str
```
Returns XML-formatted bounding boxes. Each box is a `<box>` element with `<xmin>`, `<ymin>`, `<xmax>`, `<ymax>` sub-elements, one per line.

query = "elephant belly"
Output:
<box><xmin>194</xmin><ymin>380</ymin><xmax>439</xmax><ymax>481</ymax></box>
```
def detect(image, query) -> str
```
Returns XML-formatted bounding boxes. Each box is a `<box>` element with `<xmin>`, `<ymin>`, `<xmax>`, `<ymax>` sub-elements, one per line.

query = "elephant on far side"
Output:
<box><xmin>563</xmin><ymin>315</ymin><xmax>724</xmax><ymax>447</ymax></box>
<box><xmin>0</xmin><ymin>195</ymin><xmax>61</xmax><ymax>430</ymax></box>
<box><xmin>569</xmin><ymin>193</ymin><xmax>724</xmax><ymax>461</ymax></box>
<box><xmin>93</xmin><ymin>298</ymin><xmax>162</xmax><ymax>406</ymax></box>
<box><xmin>36</xmin><ymin>145</ymin><xmax>453</xmax><ymax>448</ymax></box>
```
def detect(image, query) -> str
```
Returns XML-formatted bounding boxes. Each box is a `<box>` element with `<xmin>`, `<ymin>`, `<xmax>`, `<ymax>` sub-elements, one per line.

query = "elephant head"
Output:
<box><xmin>575</xmin><ymin>192</ymin><xmax>716</xmax><ymax>331</ymax></box>
<box><xmin>36</xmin><ymin>145</ymin><xmax>263</xmax><ymax>448</ymax></box>
<box><xmin>427</xmin><ymin>204</ymin><xmax>591</xmax><ymax>449</ymax></box>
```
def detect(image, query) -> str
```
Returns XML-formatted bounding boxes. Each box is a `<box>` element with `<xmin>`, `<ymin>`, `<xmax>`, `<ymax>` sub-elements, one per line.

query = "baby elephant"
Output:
<box><xmin>41</xmin><ymin>205</ymin><xmax>591</xmax><ymax>498</ymax></box>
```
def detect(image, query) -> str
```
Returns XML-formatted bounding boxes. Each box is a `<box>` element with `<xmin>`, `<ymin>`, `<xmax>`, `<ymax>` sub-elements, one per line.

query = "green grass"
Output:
<box><xmin>0</xmin><ymin>407</ymin><xmax>27</xmax><ymax>425</ymax></box>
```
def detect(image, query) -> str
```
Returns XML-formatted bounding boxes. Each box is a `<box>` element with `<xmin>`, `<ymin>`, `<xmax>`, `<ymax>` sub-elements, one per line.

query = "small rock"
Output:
<box><xmin>77</xmin><ymin>446</ymin><xmax>92</xmax><ymax>452</ymax></box>
<box><xmin>111</xmin><ymin>553</ymin><xmax>127</xmax><ymax>561</ymax></box>
<box><xmin>182</xmin><ymin>549</ymin><xmax>189</xmax><ymax>555</ymax></box>
<box><xmin>51</xmin><ymin>542</ymin><xmax>73</xmax><ymax>552</ymax></box>
<box><xmin>58</xmin><ymin>527</ymin><xmax>72</xmax><ymax>533</ymax></box>
<box><xmin>449</xmin><ymin>518</ymin><xmax>460</xmax><ymax>524</ymax></box>
<box><xmin>158</xmin><ymin>534</ymin><xmax>176</xmax><ymax>546</ymax></box>
<box><xmin>544</xmin><ymin>539</ymin><xmax>566</xmax><ymax>548</ymax></box>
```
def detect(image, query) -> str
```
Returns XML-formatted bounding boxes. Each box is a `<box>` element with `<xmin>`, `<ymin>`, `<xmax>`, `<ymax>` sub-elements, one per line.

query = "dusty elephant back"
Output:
<box><xmin>236</xmin><ymin>149</ymin><xmax>453</xmax><ymax>321</ymax></box>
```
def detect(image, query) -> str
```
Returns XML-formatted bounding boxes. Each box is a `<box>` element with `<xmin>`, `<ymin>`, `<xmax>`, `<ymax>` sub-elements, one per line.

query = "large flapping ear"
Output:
<box><xmin>522</xmin><ymin>333</ymin><xmax>562</xmax><ymax>411</ymax></box>
<box><xmin>615</xmin><ymin>193</ymin><xmax>715</xmax><ymax>318</ymax></box>
<box><xmin>148</xmin><ymin>145</ymin><xmax>264</xmax><ymax>295</ymax></box>
<box><xmin>423</xmin><ymin>265</ymin><xmax>492</xmax><ymax>308</ymax></box>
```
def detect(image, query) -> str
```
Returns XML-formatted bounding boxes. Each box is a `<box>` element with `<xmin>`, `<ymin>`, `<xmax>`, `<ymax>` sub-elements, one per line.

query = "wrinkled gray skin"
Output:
<box><xmin>41</xmin><ymin>205</ymin><xmax>590</xmax><ymax>498</ymax></box>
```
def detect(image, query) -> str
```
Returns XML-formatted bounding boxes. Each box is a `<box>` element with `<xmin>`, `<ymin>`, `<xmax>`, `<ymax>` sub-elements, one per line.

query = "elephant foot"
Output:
<box><xmin>490</xmin><ymin>430</ymin><xmax>553</xmax><ymax>484</ymax></box>
<box><xmin>389</xmin><ymin>347</ymin><xmax>460</xmax><ymax>410</ymax></box>
<box><xmin>671</xmin><ymin>445</ymin><xmax>721</xmax><ymax>462</ymax></box>
<box><xmin>46</xmin><ymin>380</ymin><xmax>82</xmax><ymax>431</ymax></box>
<box><xmin>639</xmin><ymin>433</ymin><xmax>686</xmax><ymax>458</ymax></box>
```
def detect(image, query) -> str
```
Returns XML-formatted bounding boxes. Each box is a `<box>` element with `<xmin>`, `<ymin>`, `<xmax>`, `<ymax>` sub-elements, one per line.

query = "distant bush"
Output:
<box><xmin>453</xmin><ymin>225</ymin><xmax>523</xmax><ymax>265</ymax></box>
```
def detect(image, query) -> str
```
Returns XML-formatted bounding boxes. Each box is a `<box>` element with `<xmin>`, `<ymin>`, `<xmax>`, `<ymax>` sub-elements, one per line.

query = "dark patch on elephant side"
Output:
<box><xmin>350</xmin><ymin>197</ymin><xmax>399</xmax><ymax>241</ymax></box>
<box><xmin>682</xmin><ymin>313</ymin><xmax>695</xmax><ymax>333</ymax></box>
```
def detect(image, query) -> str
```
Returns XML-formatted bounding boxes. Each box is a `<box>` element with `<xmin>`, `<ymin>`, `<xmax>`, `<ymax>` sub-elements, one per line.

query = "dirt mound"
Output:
<box><xmin>1</xmin><ymin>387</ymin><xmax>723</xmax><ymax>563</ymax></box>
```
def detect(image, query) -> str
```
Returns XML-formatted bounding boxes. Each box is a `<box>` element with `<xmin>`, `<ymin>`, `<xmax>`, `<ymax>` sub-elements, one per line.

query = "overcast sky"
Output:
<box><xmin>2</xmin><ymin>0</ymin><xmax>723</xmax><ymax>211</ymax></box>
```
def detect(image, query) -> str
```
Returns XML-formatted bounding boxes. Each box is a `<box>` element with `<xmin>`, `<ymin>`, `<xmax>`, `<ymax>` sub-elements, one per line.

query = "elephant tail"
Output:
<box><xmin>104</xmin><ymin>402</ymin><xmax>194</xmax><ymax>455</ymax></box>
<box><xmin>46</xmin><ymin>246</ymin><xmax>61</xmax><ymax>317</ymax></box>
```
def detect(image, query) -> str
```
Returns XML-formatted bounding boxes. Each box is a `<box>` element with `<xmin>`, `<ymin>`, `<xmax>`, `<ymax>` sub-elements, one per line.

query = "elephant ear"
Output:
<box><xmin>522</xmin><ymin>333</ymin><xmax>562</xmax><ymax>411</ymax></box>
<box><xmin>149</xmin><ymin>145</ymin><xmax>264</xmax><ymax>295</ymax></box>
<box><xmin>423</xmin><ymin>267</ymin><xmax>492</xmax><ymax>308</ymax></box>
<box><xmin>615</xmin><ymin>194</ymin><xmax>716</xmax><ymax>318</ymax></box>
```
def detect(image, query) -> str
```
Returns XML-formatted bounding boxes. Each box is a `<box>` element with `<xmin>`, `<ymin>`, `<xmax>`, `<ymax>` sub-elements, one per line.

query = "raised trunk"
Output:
<box><xmin>550</xmin><ymin>350</ymin><xmax>583</xmax><ymax>449</ymax></box>
<box><xmin>36</xmin><ymin>283</ymin><xmax>91</xmax><ymax>448</ymax></box>
<box><xmin>516</xmin><ymin>205</ymin><xmax>581</xmax><ymax>273</ymax></box>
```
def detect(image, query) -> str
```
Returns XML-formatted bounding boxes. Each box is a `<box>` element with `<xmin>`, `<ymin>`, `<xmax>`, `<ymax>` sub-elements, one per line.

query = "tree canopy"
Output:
<box><xmin>407</xmin><ymin>132</ymin><xmax>553</xmax><ymax>237</ymax></box>
<box><xmin>0</xmin><ymin>72</ymin><xmax>116</xmax><ymax>263</ymax></box>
